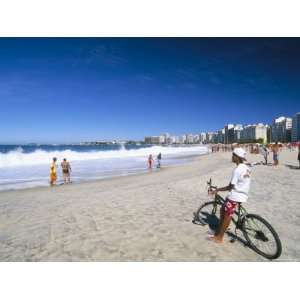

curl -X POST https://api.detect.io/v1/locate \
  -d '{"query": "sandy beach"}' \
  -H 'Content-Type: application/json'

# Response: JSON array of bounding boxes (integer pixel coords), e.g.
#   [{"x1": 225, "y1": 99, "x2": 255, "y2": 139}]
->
[{"x1": 0, "y1": 149, "x2": 299, "y2": 262}]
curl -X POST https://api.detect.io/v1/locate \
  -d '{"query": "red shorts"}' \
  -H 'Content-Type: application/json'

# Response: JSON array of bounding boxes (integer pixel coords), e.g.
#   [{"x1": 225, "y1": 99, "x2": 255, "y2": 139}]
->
[{"x1": 223, "y1": 199, "x2": 237, "y2": 217}]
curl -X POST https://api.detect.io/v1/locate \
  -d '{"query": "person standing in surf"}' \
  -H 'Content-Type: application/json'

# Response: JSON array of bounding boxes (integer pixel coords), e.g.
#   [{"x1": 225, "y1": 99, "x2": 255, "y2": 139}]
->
[
  {"x1": 156, "y1": 152, "x2": 162, "y2": 168},
  {"x1": 50, "y1": 157, "x2": 58, "y2": 186},
  {"x1": 148, "y1": 154, "x2": 154, "y2": 169},
  {"x1": 61, "y1": 158, "x2": 72, "y2": 184}
]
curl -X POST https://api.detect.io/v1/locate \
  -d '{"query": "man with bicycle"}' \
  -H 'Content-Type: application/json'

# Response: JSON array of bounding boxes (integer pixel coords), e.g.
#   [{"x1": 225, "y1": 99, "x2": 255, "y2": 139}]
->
[{"x1": 209, "y1": 148, "x2": 251, "y2": 243}]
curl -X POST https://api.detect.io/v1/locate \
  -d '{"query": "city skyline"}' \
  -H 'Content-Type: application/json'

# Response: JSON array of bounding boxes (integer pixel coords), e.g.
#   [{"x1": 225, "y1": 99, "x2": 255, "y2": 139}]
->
[
  {"x1": 2, "y1": 111, "x2": 297, "y2": 145},
  {"x1": 144, "y1": 112, "x2": 299, "y2": 144},
  {"x1": 0, "y1": 38, "x2": 299, "y2": 143}
]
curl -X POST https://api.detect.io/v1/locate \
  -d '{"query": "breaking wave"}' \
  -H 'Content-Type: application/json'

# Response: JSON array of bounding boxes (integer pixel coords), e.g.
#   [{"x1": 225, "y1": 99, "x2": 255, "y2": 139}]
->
[{"x1": 0, "y1": 145, "x2": 208, "y2": 169}]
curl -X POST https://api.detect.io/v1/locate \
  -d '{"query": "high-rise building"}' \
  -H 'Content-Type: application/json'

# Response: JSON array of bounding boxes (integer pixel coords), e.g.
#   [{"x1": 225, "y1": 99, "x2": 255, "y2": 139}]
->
[
  {"x1": 185, "y1": 134, "x2": 194, "y2": 144},
  {"x1": 206, "y1": 132, "x2": 215, "y2": 144},
  {"x1": 228, "y1": 127, "x2": 235, "y2": 144},
  {"x1": 144, "y1": 137, "x2": 152, "y2": 144},
  {"x1": 224, "y1": 124, "x2": 234, "y2": 144},
  {"x1": 212, "y1": 132, "x2": 219, "y2": 144},
  {"x1": 169, "y1": 136, "x2": 176, "y2": 144},
  {"x1": 144, "y1": 136, "x2": 161, "y2": 144},
  {"x1": 169, "y1": 136, "x2": 180, "y2": 144},
  {"x1": 233, "y1": 124, "x2": 243, "y2": 143},
  {"x1": 162, "y1": 133, "x2": 171, "y2": 144},
  {"x1": 267, "y1": 125, "x2": 271, "y2": 143},
  {"x1": 271, "y1": 116, "x2": 292, "y2": 143},
  {"x1": 226, "y1": 124, "x2": 243, "y2": 144},
  {"x1": 193, "y1": 134, "x2": 200, "y2": 143},
  {"x1": 217, "y1": 128, "x2": 225, "y2": 144},
  {"x1": 241, "y1": 123, "x2": 268, "y2": 143},
  {"x1": 199, "y1": 132, "x2": 206, "y2": 144},
  {"x1": 291, "y1": 112, "x2": 300, "y2": 142},
  {"x1": 256, "y1": 123, "x2": 268, "y2": 143},
  {"x1": 179, "y1": 135, "x2": 186, "y2": 144},
  {"x1": 159, "y1": 135, "x2": 166, "y2": 144}
]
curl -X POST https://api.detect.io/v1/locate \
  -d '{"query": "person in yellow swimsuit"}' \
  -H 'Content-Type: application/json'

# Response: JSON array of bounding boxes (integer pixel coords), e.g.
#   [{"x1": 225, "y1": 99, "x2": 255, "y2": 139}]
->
[{"x1": 50, "y1": 157, "x2": 58, "y2": 186}]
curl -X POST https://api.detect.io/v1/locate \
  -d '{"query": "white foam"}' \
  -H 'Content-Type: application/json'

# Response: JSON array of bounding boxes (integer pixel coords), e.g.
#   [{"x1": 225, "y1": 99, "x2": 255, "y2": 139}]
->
[
  {"x1": 0, "y1": 145, "x2": 208, "y2": 191},
  {"x1": 0, "y1": 145, "x2": 208, "y2": 169}
]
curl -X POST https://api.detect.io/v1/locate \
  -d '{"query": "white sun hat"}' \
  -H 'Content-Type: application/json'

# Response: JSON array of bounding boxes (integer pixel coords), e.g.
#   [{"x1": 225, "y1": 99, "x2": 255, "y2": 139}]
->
[{"x1": 233, "y1": 147, "x2": 247, "y2": 160}]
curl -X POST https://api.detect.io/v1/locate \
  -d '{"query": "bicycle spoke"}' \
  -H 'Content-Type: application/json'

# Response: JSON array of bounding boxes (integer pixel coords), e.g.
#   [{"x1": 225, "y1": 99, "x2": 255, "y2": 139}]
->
[
  {"x1": 197, "y1": 202, "x2": 221, "y2": 228},
  {"x1": 244, "y1": 216, "x2": 278, "y2": 256}
]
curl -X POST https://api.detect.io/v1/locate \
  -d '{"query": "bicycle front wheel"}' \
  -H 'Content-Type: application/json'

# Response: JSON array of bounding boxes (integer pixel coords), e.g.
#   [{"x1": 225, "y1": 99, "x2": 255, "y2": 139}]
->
[
  {"x1": 242, "y1": 214, "x2": 282, "y2": 260},
  {"x1": 194, "y1": 201, "x2": 222, "y2": 231}
]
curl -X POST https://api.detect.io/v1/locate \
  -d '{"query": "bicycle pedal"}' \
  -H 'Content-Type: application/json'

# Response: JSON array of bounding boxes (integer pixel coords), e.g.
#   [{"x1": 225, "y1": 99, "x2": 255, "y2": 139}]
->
[{"x1": 192, "y1": 219, "x2": 204, "y2": 225}]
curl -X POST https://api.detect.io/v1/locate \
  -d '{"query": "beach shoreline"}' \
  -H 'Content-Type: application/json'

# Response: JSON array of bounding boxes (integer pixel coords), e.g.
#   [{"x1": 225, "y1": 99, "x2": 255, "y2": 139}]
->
[
  {"x1": 0, "y1": 144, "x2": 209, "y2": 191},
  {"x1": 0, "y1": 153, "x2": 203, "y2": 194},
  {"x1": 0, "y1": 149, "x2": 299, "y2": 261}
]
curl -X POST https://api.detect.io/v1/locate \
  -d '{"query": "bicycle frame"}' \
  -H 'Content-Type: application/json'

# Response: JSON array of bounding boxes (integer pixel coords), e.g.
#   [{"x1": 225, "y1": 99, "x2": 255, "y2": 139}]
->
[
  {"x1": 205, "y1": 179, "x2": 282, "y2": 259},
  {"x1": 209, "y1": 188, "x2": 248, "y2": 230}
]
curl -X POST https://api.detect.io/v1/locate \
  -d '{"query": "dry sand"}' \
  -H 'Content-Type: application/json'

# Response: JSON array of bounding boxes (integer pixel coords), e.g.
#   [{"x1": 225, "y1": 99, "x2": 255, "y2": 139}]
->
[{"x1": 0, "y1": 149, "x2": 299, "y2": 261}]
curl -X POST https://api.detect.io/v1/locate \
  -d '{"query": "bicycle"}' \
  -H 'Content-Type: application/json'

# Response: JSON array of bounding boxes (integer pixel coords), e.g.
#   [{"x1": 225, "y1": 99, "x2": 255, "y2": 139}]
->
[{"x1": 193, "y1": 179, "x2": 282, "y2": 260}]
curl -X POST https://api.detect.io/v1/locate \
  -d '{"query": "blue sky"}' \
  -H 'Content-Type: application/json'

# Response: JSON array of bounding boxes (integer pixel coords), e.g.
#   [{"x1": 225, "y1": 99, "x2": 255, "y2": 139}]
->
[{"x1": 0, "y1": 38, "x2": 299, "y2": 144}]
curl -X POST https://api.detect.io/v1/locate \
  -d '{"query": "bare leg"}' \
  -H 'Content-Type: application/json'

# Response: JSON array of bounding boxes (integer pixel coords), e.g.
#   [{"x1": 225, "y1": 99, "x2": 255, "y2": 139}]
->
[
  {"x1": 210, "y1": 213, "x2": 232, "y2": 243},
  {"x1": 214, "y1": 206, "x2": 225, "y2": 236},
  {"x1": 50, "y1": 176, "x2": 55, "y2": 186}
]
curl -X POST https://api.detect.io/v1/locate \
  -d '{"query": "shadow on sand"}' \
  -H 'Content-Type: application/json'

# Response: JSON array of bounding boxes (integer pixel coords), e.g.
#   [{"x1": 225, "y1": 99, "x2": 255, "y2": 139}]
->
[
  {"x1": 192, "y1": 213, "x2": 251, "y2": 249},
  {"x1": 285, "y1": 164, "x2": 300, "y2": 170}
]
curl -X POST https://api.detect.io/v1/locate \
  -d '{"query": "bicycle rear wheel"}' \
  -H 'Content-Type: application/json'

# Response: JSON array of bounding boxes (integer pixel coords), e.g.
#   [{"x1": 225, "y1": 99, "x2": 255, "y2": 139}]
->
[
  {"x1": 242, "y1": 214, "x2": 282, "y2": 260},
  {"x1": 194, "y1": 201, "x2": 222, "y2": 231}
]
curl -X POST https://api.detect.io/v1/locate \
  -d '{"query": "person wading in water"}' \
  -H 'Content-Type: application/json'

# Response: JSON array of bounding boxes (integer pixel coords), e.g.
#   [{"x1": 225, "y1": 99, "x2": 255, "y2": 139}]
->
[
  {"x1": 50, "y1": 157, "x2": 58, "y2": 186},
  {"x1": 61, "y1": 158, "x2": 72, "y2": 184}
]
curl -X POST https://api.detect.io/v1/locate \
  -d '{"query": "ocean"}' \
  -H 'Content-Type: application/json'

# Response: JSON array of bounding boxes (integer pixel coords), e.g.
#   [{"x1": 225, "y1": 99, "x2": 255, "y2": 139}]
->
[{"x1": 0, "y1": 144, "x2": 208, "y2": 191}]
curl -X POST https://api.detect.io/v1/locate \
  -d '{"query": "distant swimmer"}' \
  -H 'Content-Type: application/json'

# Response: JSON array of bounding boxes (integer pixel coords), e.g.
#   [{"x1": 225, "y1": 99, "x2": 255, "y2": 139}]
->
[
  {"x1": 61, "y1": 158, "x2": 72, "y2": 184},
  {"x1": 50, "y1": 157, "x2": 58, "y2": 186},
  {"x1": 156, "y1": 152, "x2": 162, "y2": 168},
  {"x1": 148, "y1": 154, "x2": 154, "y2": 169}
]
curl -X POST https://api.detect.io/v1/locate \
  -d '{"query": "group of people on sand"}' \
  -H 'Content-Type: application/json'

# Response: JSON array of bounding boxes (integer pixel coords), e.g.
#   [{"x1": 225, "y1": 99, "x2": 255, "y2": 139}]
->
[
  {"x1": 258, "y1": 143, "x2": 279, "y2": 166},
  {"x1": 211, "y1": 144, "x2": 234, "y2": 152},
  {"x1": 259, "y1": 141, "x2": 300, "y2": 167},
  {"x1": 256, "y1": 142, "x2": 300, "y2": 167},
  {"x1": 50, "y1": 157, "x2": 72, "y2": 186},
  {"x1": 211, "y1": 142, "x2": 299, "y2": 167},
  {"x1": 148, "y1": 153, "x2": 162, "y2": 169}
]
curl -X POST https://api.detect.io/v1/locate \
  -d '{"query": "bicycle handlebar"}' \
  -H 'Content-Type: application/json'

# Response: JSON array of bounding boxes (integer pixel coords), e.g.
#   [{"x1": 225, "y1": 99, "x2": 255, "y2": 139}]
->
[
  {"x1": 207, "y1": 178, "x2": 217, "y2": 190},
  {"x1": 209, "y1": 185, "x2": 218, "y2": 190}
]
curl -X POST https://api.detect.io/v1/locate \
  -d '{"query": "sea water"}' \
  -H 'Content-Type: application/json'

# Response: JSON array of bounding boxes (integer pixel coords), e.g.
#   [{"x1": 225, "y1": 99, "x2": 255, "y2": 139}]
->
[{"x1": 0, "y1": 144, "x2": 208, "y2": 191}]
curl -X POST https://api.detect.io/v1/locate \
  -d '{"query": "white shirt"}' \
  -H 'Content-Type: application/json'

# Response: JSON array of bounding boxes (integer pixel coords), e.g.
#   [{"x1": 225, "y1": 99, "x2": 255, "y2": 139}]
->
[
  {"x1": 260, "y1": 147, "x2": 268, "y2": 156},
  {"x1": 227, "y1": 163, "x2": 251, "y2": 203}
]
